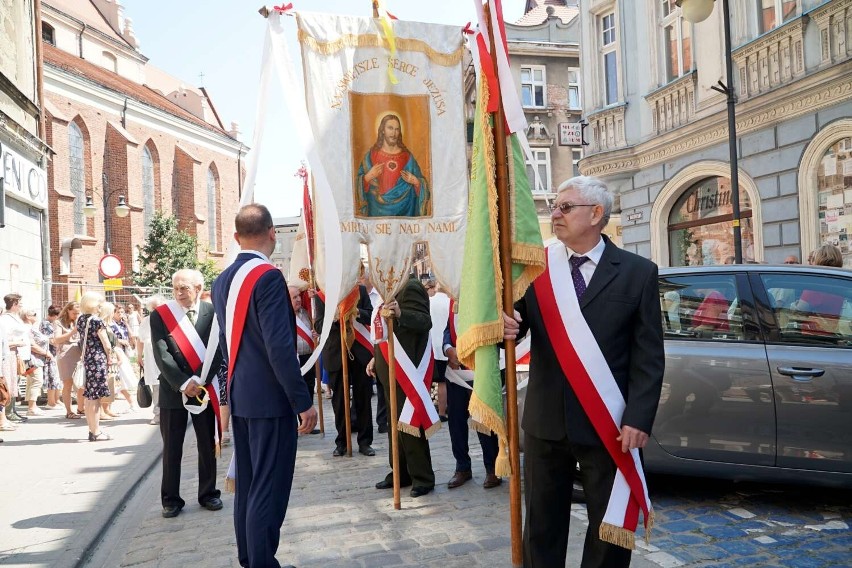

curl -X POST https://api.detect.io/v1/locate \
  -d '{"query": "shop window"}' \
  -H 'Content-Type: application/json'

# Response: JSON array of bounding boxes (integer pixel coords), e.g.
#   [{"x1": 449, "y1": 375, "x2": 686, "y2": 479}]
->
[
  {"x1": 667, "y1": 177, "x2": 754, "y2": 266},
  {"x1": 816, "y1": 137, "x2": 852, "y2": 268}
]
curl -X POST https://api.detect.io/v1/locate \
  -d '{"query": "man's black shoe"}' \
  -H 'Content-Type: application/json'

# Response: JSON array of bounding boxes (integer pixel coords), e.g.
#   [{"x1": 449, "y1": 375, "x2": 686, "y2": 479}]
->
[
  {"x1": 377, "y1": 424, "x2": 389, "y2": 434},
  {"x1": 201, "y1": 497, "x2": 223, "y2": 511},
  {"x1": 410, "y1": 486, "x2": 434, "y2": 498},
  {"x1": 358, "y1": 445, "x2": 376, "y2": 456},
  {"x1": 310, "y1": 428, "x2": 321, "y2": 435},
  {"x1": 375, "y1": 478, "x2": 411, "y2": 489},
  {"x1": 162, "y1": 505, "x2": 182, "y2": 518},
  {"x1": 332, "y1": 446, "x2": 346, "y2": 457}
]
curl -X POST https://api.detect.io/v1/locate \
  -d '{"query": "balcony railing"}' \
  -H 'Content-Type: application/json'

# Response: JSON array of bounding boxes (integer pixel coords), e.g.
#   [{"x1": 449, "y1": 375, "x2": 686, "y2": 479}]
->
[
  {"x1": 645, "y1": 71, "x2": 697, "y2": 135},
  {"x1": 586, "y1": 103, "x2": 627, "y2": 153},
  {"x1": 732, "y1": 16, "x2": 807, "y2": 101}
]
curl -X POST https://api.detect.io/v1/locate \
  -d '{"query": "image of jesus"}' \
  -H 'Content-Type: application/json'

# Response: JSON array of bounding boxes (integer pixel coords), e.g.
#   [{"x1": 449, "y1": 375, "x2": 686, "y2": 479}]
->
[{"x1": 356, "y1": 114, "x2": 430, "y2": 217}]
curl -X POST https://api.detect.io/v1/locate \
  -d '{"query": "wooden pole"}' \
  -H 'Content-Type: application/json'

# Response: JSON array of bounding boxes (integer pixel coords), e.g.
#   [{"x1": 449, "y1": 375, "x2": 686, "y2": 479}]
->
[
  {"x1": 372, "y1": 1, "x2": 379, "y2": 18},
  {"x1": 382, "y1": 312, "x2": 401, "y2": 510},
  {"x1": 339, "y1": 319, "x2": 353, "y2": 457},
  {"x1": 484, "y1": 5, "x2": 523, "y2": 566},
  {"x1": 309, "y1": 298, "x2": 325, "y2": 437}
]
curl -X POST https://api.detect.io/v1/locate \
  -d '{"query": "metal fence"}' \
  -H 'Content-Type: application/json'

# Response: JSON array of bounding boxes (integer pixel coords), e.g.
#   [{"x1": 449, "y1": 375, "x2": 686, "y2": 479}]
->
[{"x1": 44, "y1": 281, "x2": 173, "y2": 315}]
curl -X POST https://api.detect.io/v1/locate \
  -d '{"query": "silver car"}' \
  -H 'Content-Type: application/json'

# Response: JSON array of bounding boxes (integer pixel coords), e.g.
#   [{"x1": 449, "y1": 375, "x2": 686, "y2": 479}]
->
[{"x1": 647, "y1": 264, "x2": 852, "y2": 488}]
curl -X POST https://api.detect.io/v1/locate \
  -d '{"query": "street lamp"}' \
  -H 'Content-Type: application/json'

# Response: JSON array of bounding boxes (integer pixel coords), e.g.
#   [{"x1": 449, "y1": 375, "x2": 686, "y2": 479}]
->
[
  {"x1": 83, "y1": 172, "x2": 130, "y2": 254},
  {"x1": 677, "y1": 0, "x2": 743, "y2": 264}
]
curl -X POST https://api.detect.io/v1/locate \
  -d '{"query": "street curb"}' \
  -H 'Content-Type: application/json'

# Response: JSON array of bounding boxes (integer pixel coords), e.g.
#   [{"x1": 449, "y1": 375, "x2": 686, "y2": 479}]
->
[{"x1": 70, "y1": 442, "x2": 162, "y2": 568}]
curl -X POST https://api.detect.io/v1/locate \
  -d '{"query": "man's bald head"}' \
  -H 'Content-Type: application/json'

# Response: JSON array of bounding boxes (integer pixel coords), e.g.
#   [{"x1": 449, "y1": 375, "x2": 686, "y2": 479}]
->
[{"x1": 235, "y1": 203, "x2": 274, "y2": 237}]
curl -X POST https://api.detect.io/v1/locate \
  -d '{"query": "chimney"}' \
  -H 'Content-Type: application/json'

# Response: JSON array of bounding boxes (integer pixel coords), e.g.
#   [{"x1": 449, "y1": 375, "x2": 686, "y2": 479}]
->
[{"x1": 229, "y1": 121, "x2": 241, "y2": 140}]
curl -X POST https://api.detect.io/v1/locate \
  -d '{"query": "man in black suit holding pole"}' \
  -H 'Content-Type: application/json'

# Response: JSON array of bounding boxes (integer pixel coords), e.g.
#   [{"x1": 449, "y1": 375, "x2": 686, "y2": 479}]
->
[{"x1": 504, "y1": 176, "x2": 664, "y2": 568}]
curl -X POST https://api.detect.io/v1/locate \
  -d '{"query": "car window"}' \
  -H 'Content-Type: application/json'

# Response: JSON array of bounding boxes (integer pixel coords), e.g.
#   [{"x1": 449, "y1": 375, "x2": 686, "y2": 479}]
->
[
  {"x1": 760, "y1": 273, "x2": 852, "y2": 347},
  {"x1": 659, "y1": 274, "x2": 745, "y2": 341}
]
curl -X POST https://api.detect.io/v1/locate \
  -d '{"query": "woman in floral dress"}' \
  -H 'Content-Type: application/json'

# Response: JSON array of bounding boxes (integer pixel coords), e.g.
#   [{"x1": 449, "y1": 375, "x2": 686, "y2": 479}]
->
[
  {"x1": 77, "y1": 292, "x2": 113, "y2": 441},
  {"x1": 37, "y1": 305, "x2": 62, "y2": 409}
]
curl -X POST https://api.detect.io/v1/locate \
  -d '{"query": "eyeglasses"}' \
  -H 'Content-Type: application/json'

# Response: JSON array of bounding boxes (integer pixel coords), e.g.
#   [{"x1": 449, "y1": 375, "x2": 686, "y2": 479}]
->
[
  {"x1": 173, "y1": 285, "x2": 194, "y2": 293},
  {"x1": 549, "y1": 202, "x2": 598, "y2": 215}
]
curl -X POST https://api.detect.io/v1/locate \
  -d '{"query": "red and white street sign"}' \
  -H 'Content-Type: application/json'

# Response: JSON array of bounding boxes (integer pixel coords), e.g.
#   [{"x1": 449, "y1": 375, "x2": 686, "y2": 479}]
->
[{"x1": 98, "y1": 254, "x2": 123, "y2": 278}]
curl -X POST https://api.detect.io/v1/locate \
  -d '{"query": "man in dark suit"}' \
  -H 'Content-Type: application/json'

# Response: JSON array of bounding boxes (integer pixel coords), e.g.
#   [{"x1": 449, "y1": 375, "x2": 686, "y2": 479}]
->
[
  {"x1": 212, "y1": 204, "x2": 317, "y2": 568},
  {"x1": 150, "y1": 268, "x2": 224, "y2": 519},
  {"x1": 315, "y1": 285, "x2": 375, "y2": 457},
  {"x1": 505, "y1": 176, "x2": 664, "y2": 568},
  {"x1": 369, "y1": 276, "x2": 435, "y2": 498}
]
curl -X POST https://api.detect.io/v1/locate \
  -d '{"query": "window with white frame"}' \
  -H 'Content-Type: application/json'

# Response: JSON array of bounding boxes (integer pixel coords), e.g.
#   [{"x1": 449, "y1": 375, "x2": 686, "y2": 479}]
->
[
  {"x1": 660, "y1": 0, "x2": 693, "y2": 82},
  {"x1": 526, "y1": 148, "x2": 551, "y2": 193},
  {"x1": 757, "y1": 0, "x2": 799, "y2": 34},
  {"x1": 141, "y1": 146, "x2": 155, "y2": 237},
  {"x1": 521, "y1": 65, "x2": 546, "y2": 108},
  {"x1": 207, "y1": 167, "x2": 218, "y2": 250},
  {"x1": 68, "y1": 122, "x2": 85, "y2": 235},
  {"x1": 572, "y1": 148, "x2": 583, "y2": 177},
  {"x1": 567, "y1": 69, "x2": 581, "y2": 109},
  {"x1": 600, "y1": 12, "x2": 618, "y2": 106}
]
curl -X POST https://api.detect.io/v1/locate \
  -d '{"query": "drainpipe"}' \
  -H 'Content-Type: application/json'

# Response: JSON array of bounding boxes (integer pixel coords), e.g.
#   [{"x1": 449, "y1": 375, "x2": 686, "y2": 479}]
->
[
  {"x1": 78, "y1": 23, "x2": 87, "y2": 58},
  {"x1": 121, "y1": 97, "x2": 128, "y2": 129},
  {"x1": 237, "y1": 142, "x2": 244, "y2": 200},
  {"x1": 35, "y1": 0, "x2": 51, "y2": 310}
]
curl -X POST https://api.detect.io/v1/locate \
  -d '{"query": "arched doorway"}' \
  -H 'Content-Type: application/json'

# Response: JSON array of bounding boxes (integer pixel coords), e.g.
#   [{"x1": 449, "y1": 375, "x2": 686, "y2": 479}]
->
[
  {"x1": 667, "y1": 176, "x2": 755, "y2": 266},
  {"x1": 798, "y1": 119, "x2": 852, "y2": 269},
  {"x1": 651, "y1": 161, "x2": 763, "y2": 266}
]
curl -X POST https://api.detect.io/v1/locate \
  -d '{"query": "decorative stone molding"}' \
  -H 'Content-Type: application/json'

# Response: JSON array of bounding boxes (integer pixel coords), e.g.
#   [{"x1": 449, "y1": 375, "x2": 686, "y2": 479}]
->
[
  {"x1": 645, "y1": 72, "x2": 697, "y2": 135},
  {"x1": 650, "y1": 161, "x2": 763, "y2": 267},
  {"x1": 586, "y1": 103, "x2": 627, "y2": 153},
  {"x1": 580, "y1": 65, "x2": 852, "y2": 177},
  {"x1": 810, "y1": 0, "x2": 852, "y2": 67},
  {"x1": 797, "y1": 118, "x2": 852, "y2": 260},
  {"x1": 732, "y1": 17, "x2": 807, "y2": 101}
]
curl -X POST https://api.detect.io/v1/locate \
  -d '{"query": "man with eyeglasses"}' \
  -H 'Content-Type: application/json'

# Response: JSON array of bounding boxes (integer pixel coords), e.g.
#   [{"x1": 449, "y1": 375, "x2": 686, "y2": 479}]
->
[
  {"x1": 505, "y1": 176, "x2": 664, "y2": 567},
  {"x1": 150, "y1": 269, "x2": 224, "y2": 519}
]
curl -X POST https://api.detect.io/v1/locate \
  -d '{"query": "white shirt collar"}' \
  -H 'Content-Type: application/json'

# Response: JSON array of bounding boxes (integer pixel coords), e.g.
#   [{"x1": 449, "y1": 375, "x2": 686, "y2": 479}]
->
[
  {"x1": 183, "y1": 299, "x2": 201, "y2": 316},
  {"x1": 566, "y1": 236, "x2": 606, "y2": 266},
  {"x1": 241, "y1": 249, "x2": 271, "y2": 263}
]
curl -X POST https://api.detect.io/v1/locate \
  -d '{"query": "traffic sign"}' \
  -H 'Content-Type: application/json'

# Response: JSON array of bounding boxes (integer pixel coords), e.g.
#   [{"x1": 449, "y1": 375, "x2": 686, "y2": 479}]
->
[
  {"x1": 103, "y1": 278, "x2": 123, "y2": 292},
  {"x1": 99, "y1": 254, "x2": 123, "y2": 278}
]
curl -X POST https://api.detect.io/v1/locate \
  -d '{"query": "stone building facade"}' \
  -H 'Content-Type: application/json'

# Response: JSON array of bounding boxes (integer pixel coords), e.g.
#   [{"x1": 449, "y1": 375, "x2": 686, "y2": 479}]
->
[
  {"x1": 0, "y1": 0, "x2": 51, "y2": 308},
  {"x1": 40, "y1": 0, "x2": 245, "y2": 302},
  {"x1": 578, "y1": 0, "x2": 852, "y2": 267}
]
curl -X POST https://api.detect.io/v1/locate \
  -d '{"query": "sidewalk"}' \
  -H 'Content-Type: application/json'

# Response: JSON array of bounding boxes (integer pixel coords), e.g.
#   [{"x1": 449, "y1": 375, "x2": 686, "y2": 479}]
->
[
  {"x1": 0, "y1": 398, "x2": 162, "y2": 568},
  {"x1": 104, "y1": 394, "x2": 660, "y2": 568}
]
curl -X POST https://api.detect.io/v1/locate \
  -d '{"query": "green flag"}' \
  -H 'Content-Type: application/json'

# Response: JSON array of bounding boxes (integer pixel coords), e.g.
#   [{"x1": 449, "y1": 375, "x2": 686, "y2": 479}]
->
[{"x1": 457, "y1": 78, "x2": 545, "y2": 476}]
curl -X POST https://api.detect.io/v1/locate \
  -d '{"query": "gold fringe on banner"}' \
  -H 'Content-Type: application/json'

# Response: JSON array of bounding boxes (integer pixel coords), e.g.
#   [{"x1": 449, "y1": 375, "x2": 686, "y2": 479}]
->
[
  {"x1": 468, "y1": 394, "x2": 511, "y2": 477},
  {"x1": 298, "y1": 29, "x2": 463, "y2": 66}
]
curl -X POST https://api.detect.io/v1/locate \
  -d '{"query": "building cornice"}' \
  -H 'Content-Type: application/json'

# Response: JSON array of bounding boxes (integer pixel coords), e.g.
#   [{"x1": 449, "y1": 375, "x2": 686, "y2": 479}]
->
[
  {"x1": 508, "y1": 41, "x2": 579, "y2": 57},
  {"x1": 45, "y1": 66, "x2": 246, "y2": 157},
  {"x1": 580, "y1": 61, "x2": 852, "y2": 177},
  {"x1": 0, "y1": 110, "x2": 53, "y2": 160},
  {"x1": 42, "y1": 3, "x2": 147, "y2": 65}
]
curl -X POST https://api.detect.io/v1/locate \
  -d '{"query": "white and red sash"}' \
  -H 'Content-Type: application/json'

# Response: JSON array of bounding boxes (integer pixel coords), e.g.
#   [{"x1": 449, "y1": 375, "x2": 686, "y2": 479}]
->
[
  {"x1": 353, "y1": 320, "x2": 374, "y2": 355},
  {"x1": 532, "y1": 244, "x2": 653, "y2": 550},
  {"x1": 224, "y1": 258, "x2": 278, "y2": 394},
  {"x1": 378, "y1": 333, "x2": 440, "y2": 438},
  {"x1": 155, "y1": 300, "x2": 222, "y2": 452},
  {"x1": 295, "y1": 314, "x2": 314, "y2": 351}
]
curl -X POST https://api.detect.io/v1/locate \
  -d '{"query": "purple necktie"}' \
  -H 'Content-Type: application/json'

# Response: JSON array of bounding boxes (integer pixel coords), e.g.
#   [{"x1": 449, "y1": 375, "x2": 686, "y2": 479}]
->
[{"x1": 570, "y1": 255, "x2": 590, "y2": 300}]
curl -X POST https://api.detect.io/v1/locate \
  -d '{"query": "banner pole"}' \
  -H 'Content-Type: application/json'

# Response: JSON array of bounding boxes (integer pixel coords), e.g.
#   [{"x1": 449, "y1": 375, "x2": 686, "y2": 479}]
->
[
  {"x1": 309, "y1": 298, "x2": 325, "y2": 437},
  {"x1": 339, "y1": 318, "x2": 354, "y2": 457},
  {"x1": 372, "y1": 1, "x2": 379, "y2": 18},
  {"x1": 484, "y1": 4, "x2": 523, "y2": 566},
  {"x1": 383, "y1": 312, "x2": 401, "y2": 510}
]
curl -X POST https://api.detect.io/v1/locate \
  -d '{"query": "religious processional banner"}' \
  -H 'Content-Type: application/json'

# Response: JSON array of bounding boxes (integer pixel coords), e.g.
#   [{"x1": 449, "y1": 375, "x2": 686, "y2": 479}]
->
[{"x1": 297, "y1": 12, "x2": 468, "y2": 301}]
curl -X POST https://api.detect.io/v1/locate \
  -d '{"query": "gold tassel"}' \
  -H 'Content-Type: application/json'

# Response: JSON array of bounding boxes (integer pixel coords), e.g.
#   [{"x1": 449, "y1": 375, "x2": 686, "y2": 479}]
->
[
  {"x1": 423, "y1": 421, "x2": 442, "y2": 439},
  {"x1": 396, "y1": 421, "x2": 421, "y2": 437},
  {"x1": 599, "y1": 523, "x2": 636, "y2": 551},
  {"x1": 644, "y1": 509, "x2": 655, "y2": 544},
  {"x1": 225, "y1": 476, "x2": 236, "y2": 494}
]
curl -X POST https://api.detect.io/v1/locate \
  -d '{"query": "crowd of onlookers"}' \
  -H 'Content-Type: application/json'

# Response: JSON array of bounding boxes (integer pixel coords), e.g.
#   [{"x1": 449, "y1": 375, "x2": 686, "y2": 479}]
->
[{"x1": 0, "y1": 292, "x2": 162, "y2": 442}]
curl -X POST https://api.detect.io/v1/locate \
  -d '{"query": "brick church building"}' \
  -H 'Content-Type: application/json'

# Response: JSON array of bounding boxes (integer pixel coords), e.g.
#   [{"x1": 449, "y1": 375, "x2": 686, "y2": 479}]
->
[{"x1": 40, "y1": 0, "x2": 245, "y2": 302}]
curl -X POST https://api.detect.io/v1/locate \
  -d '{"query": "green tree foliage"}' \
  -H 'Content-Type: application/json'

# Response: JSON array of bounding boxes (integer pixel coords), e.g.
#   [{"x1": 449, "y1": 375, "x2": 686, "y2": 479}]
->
[{"x1": 134, "y1": 213, "x2": 222, "y2": 288}]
